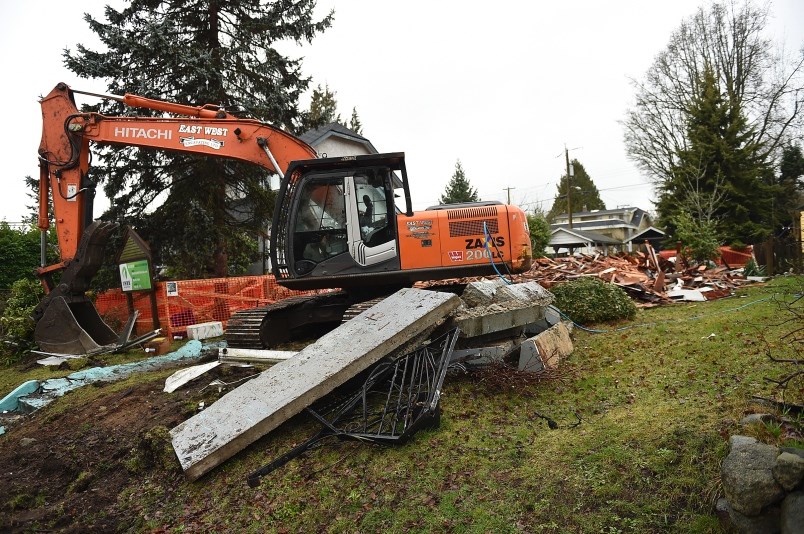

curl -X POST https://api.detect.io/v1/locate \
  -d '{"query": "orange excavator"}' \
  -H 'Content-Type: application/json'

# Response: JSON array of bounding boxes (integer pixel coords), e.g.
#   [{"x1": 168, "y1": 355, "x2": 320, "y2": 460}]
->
[{"x1": 33, "y1": 82, "x2": 533, "y2": 354}]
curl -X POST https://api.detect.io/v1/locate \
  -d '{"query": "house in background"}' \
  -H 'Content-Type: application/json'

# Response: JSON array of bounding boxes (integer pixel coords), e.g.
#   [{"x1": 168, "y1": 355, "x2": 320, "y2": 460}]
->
[
  {"x1": 298, "y1": 122, "x2": 379, "y2": 158},
  {"x1": 548, "y1": 207, "x2": 664, "y2": 256}
]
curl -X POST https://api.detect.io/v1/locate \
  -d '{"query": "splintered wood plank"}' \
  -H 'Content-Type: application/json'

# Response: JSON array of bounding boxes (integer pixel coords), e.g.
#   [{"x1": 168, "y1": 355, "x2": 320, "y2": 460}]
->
[{"x1": 170, "y1": 288, "x2": 461, "y2": 480}]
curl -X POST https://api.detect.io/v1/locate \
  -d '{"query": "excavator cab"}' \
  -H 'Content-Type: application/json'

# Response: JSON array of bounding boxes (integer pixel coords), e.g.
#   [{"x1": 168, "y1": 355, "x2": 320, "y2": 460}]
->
[{"x1": 272, "y1": 153, "x2": 410, "y2": 291}]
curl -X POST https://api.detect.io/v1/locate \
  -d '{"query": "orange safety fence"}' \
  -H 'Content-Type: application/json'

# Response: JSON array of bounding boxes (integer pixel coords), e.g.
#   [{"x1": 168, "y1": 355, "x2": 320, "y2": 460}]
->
[{"x1": 94, "y1": 274, "x2": 322, "y2": 339}]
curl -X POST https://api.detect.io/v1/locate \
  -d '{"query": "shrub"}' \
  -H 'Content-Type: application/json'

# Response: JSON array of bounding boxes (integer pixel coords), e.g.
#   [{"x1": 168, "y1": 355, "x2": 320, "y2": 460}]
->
[
  {"x1": 551, "y1": 276, "x2": 637, "y2": 325},
  {"x1": 0, "y1": 278, "x2": 43, "y2": 365}
]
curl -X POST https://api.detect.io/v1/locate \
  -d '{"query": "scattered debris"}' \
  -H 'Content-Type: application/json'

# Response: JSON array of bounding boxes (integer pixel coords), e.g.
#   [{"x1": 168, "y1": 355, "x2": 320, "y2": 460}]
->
[
  {"x1": 170, "y1": 288, "x2": 461, "y2": 480},
  {"x1": 247, "y1": 328, "x2": 459, "y2": 486},
  {"x1": 164, "y1": 361, "x2": 222, "y2": 393},
  {"x1": 218, "y1": 347, "x2": 297, "y2": 365},
  {"x1": 419, "y1": 250, "x2": 762, "y2": 305}
]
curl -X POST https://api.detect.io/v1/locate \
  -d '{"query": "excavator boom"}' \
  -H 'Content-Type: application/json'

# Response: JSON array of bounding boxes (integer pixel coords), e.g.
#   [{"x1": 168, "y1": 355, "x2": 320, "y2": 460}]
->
[{"x1": 34, "y1": 83, "x2": 316, "y2": 354}]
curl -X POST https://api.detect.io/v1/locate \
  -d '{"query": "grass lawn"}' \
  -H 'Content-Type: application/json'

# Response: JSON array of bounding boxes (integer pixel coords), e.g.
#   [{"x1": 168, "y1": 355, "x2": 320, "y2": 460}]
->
[{"x1": 1, "y1": 275, "x2": 801, "y2": 533}]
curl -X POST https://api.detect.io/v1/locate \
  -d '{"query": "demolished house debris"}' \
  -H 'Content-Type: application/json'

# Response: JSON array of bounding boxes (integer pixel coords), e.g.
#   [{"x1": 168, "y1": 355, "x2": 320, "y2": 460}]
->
[{"x1": 420, "y1": 245, "x2": 762, "y2": 305}]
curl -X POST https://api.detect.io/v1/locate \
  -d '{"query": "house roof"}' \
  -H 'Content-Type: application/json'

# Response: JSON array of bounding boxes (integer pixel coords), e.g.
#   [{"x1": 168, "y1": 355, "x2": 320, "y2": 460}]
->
[
  {"x1": 627, "y1": 226, "x2": 666, "y2": 243},
  {"x1": 551, "y1": 219, "x2": 639, "y2": 231},
  {"x1": 298, "y1": 122, "x2": 379, "y2": 154},
  {"x1": 549, "y1": 227, "x2": 622, "y2": 247},
  {"x1": 553, "y1": 206, "x2": 649, "y2": 226}
]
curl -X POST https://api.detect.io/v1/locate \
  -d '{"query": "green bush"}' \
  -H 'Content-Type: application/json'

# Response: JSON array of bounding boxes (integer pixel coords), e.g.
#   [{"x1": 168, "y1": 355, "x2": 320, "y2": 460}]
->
[
  {"x1": 551, "y1": 276, "x2": 637, "y2": 325},
  {"x1": 0, "y1": 278, "x2": 44, "y2": 365}
]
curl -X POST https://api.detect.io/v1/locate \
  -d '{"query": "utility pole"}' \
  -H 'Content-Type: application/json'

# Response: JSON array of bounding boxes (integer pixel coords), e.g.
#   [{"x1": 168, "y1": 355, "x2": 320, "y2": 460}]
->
[
  {"x1": 503, "y1": 187, "x2": 515, "y2": 205},
  {"x1": 565, "y1": 146, "x2": 573, "y2": 229}
]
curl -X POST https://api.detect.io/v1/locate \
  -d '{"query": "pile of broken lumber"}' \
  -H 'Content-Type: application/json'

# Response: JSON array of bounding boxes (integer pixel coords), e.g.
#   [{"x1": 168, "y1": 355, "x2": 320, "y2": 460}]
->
[{"x1": 419, "y1": 249, "x2": 762, "y2": 305}]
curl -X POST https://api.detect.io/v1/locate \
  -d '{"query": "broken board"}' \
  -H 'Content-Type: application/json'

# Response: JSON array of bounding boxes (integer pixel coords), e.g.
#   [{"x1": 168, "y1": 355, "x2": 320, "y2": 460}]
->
[{"x1": 170, "y1": 288, "x2": 461, "y2": 480}]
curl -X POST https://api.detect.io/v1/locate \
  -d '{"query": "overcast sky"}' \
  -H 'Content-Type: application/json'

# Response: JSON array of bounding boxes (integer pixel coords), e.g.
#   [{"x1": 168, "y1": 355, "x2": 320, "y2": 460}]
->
[{"x1": 1, "y1": 0, "x2": 801, "y2": 225}]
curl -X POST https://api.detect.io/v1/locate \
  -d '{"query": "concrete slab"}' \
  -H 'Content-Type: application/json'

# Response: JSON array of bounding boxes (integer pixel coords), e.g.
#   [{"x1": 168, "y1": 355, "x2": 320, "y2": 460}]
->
[
  {"x1": 0, "y1": 380, "x2": 40, "y2": 412},
  {"x1": 454, "y1": 305, "x2": 545, "y2": 338},
  {"x1": 170, "y1": 288, "x2": 461, "y2": 480},
  {"x1": 518, "y1": 322, "x2": 573, "y2": 373}
]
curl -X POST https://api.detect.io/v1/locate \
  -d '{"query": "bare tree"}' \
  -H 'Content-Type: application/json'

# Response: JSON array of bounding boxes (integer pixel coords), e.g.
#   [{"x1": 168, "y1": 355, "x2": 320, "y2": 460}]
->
[
  {"x1": 623, "y1": 0, "x2": 804, "y2": 185},
  {"x1": 677, "y1": 159, "x2": 728, "y2": 225}
]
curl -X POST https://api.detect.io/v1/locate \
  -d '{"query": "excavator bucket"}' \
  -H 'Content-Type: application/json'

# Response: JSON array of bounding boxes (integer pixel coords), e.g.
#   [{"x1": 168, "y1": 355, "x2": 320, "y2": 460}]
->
[
  {"x1": 33, "y1": 221, "x2": 122, "y2": 355},
  {"x1": 34, "y1": 296, "x2": 118, "y2": 355}
]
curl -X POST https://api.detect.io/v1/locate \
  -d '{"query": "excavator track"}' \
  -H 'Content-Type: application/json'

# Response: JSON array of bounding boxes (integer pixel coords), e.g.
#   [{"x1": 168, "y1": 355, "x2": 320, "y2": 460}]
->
[
  {"x1": 226, "y1": 283, "x2": 470, "y2": 350},
  {"x1": 340, "y1": 297, "x2": 387, "y2": 323},
  {"x1": 225, "y1": 292, "x2": 354, "y2": 349}
]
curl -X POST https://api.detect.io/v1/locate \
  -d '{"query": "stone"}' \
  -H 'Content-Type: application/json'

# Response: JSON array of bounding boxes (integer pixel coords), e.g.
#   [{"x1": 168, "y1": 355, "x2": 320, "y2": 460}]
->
[
  {"x1": 726, "y1": 501, "x2": 781, "y2": 534},
  {"x1": 774, "y1": 452, "x2": 804, "y2": 492},
  {"x1": 493, "y1": 281, "x2": 554, "y2": 306},
  {"x1": 730, "y1": 435, "x2": 759, "y2": 450},
  {"x1": 781, "y1": 447, "x2": 804, "y2": 461},
  {"x1": 19, "y1": 437, "x2": 37, "y2": 447},
  {"x1": 780, "y1": 491, "x2": 804, "y2": 534},
  {"x1": 741, "y1": 413, "x2": 777, "y2": 426},
  {"x1": 722, "y1": 441, "x2": 785, "y2": 516}
]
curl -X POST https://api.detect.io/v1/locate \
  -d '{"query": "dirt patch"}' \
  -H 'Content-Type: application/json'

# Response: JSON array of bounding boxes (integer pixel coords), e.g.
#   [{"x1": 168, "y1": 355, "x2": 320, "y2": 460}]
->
[{"x1": 0, "y1": 364, "x2": 259, "y2": 533}]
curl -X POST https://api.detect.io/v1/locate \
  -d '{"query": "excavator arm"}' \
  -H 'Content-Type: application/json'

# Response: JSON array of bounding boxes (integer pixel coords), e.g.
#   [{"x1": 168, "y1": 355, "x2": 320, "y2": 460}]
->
[
  {"x1": 38, "y1": 82, "x2": 316, "y2": 265},
  {"x1": 34, "y1": 82, "x2": 317, "y2": 354}
]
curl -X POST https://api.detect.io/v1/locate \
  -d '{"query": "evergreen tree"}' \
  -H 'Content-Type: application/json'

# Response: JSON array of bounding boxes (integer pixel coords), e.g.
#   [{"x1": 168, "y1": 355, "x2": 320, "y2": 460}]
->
[
  {"x1": 439, "y1": 161, "x2": 479, "y2": 204},
  {"x1": 349, "y1": 107, "x2": 363, "y2": 136},
  {"x1": 299, "y1": 84, "x2": 341, "y2": 133},
  {"x1": 656, "y1": 66, "x2": 772, "y2": 247},
  {"x1": 546, "y1": 159, "x2": 605, "y2": 221},
  {"x1": 526, "y1": 212, "x2": 551, "y2": 258},
  {"x1": 63, "y1": 0, "x2": 332, "y2": 277}
]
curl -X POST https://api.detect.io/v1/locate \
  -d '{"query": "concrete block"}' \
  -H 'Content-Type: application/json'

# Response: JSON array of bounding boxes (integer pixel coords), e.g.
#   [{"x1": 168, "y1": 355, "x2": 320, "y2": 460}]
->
[
  {"x1": 494, "y1": 281, "x2": 554, "y2": 306},
  {"x1": 170, "y1": 288, "x2": 461, "y2": 480},
  {"x1": 518, "y1": 322, "x2": 573, "y2": 373},
  {"x1": 187, "y1": 321, "x2": 224, "y2": 340},
  {"x1": 454, "y1": 304, "x2": 545, "y2": 338},
  {"x1": 461, "y1": 279, "x2": 507, "y2": 307}
]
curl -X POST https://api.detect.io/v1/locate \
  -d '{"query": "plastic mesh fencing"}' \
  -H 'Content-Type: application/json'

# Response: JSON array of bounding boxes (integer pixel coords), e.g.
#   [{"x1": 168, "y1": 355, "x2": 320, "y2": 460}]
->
[{"x1": 94, "y1": 275, "x2": 321, "y2": 339}]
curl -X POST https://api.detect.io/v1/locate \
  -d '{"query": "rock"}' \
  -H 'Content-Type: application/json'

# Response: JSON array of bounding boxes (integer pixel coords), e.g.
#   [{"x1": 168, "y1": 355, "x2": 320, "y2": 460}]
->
[
  {"x1": 740, "y1": 413, "x2": 776, "y2": 426},
  {"x1": 19, "y1": 437, "x2": 37, "y2": 447},
  {"x1": 725, "y1": 500, "x2": 781, "y2": 534},
  {"x1": 780, "y1": 491, "x2": 804, "y2": 534},
  {"x1": 774, "y1": 452, "x2": 804, "y2": 492},
  {"x1": 722, "y1": 441, "x2": 785, "y2": 516},
  {"x1": 730, "y1": 435, "x2": 758, "y2": 450},
  {"x1": 781, "y1": 447, "x2": 804, "y2": 462}
]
